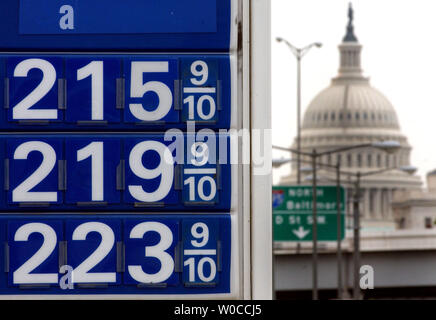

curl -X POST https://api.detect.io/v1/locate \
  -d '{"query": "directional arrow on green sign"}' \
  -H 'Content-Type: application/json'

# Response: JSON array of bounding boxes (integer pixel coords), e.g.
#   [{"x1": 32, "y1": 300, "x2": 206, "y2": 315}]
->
[{"x1": 292, "y1": 226, "x2": 310, "y2": 239}]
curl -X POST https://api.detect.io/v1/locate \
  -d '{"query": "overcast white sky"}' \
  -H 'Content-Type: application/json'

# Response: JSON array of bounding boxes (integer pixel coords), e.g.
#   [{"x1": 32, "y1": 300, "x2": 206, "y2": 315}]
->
[{"x1": 272, "y1": 0, "x2": 436, "y2": 186}]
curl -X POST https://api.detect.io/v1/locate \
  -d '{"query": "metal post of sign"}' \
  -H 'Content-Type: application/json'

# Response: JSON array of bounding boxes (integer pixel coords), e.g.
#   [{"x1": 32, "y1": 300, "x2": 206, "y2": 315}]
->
[
  {"x1": 311, "y1": 149, "x2": 318, "y2": 300},
  {"x1": 353, "y1": 172, "x2": 361, "y2": 300},
  {"x1": 336, "y1": 160, "x2": 343, "y2": 299},
  {"x1": 250, "y1": 0, "x2": 273, "y2": 299},
  {"x1": 296, "y1": 56, "x2": 302, "y2": 184},
  {"x1": 347, "y1": 165, "x2": 416, "y2": 300}
]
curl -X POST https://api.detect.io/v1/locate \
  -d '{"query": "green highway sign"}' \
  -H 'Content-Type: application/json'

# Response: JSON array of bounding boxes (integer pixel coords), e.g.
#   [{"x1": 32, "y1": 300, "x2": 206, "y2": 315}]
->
[{"x1": 272, "y1": 185, "x2": 346, "y2": 241}]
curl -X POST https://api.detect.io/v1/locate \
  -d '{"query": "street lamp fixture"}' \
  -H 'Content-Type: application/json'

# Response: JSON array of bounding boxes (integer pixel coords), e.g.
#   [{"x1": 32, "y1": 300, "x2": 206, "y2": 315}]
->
[
  {"x1": 276, "y1": 37, "x2": 322, "y2": 184},
  {"x1": 371, "y1": 140, "x2": 401, "y2": 154},
  {"x1": 272, "y1": 158, "x2": 293, "y2": 168},
  {"x1": 397, "y1": 165, "x2": 417, "y2": 175}
]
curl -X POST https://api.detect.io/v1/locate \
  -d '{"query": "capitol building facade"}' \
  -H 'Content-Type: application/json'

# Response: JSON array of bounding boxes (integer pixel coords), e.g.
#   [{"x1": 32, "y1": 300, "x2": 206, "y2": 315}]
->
[{"x1": 279, "y1": 10, "x2": 422, "y2": 230}]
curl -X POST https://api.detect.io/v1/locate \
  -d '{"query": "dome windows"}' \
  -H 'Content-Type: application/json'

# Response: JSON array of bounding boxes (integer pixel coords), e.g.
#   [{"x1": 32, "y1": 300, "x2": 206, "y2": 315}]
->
[
  {"x1": 303, "y1": 108, "x2": 399, "y2": 130},
  {"x1": 357, "y1": 153, "x2": 362, "y2": 168},
  {"x1": 367, "y1": 154, "x2": 372, "y2": 167},
  {"x1": 347, "y1": 153, "x2": 352, "y2": 167}
]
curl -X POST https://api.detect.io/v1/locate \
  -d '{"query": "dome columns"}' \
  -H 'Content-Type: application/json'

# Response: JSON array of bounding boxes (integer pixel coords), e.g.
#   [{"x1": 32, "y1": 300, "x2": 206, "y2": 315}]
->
[{"x1": 338, "y1": 42, "x2": 363, "y2": 78}]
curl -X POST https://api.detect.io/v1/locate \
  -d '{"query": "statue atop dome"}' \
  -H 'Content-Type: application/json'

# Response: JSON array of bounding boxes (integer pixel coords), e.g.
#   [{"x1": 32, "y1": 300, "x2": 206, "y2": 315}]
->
[{"x1": 343, "y1": 3, "x2": 358, "y2": 42}]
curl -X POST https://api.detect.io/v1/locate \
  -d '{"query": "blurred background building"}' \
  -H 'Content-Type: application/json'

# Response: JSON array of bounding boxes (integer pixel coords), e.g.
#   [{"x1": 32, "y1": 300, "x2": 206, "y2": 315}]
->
[
  {"x1": 278, "y1": 7, "x2": 421, "y2": 231},
  {"x1": 393, "y1": 171, "x2": 436, "y2": 230},
  {"x1": 274, "y1": 4, "x2": 436, "y2": 299}
]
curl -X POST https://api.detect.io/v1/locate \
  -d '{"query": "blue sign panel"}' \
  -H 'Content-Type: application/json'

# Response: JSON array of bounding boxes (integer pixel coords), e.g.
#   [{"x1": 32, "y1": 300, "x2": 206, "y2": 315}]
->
[
  {"x1": 65, "y1": 219, "x2": 121, "y2": 285},
  {"x1": 0, "y1": 54, "x2": 232, "y2": 130},
  {"x1": 8, "y1": 219, "x2": 63, "y2": 286},
  {"x1": 65, "y1": 138, "x2": 121, "y2": 204},
  {"x1": 182, "y1": 219, "x2": 220, "y2": 286},
  {"x1": 0, "y1": 0, "x2": 232, "y2": 51},
  {"x1": 123, "y1": 218, "x2": 179, "y2": 286},
  {"x1": 65, "y1": 58, "x2": 121, "y2": 124},
  {"x1": 0, "y1": 214, "x2": 231, "y2": 295},
  {"x1": 124, "y1": 58, "x2": 179, "y2": 124},
  {"x1": 0, "y1": 133, "x2": 231, "y2": 212},
  {"x1": 7, "y1": 138, "x2": 63, "y2": 206},
  {"x1": 7, "y1": 57, "x2": 64, "y2": 122},
  {"x1": 181, "y1": 58, "x2": 220, "y2": 123},
  {"x1": 20, "y1": 0, "x2": 217, "y2": 35},
  {"x1": 0, "y1": 0, "x2": 236, "y2": 298}
]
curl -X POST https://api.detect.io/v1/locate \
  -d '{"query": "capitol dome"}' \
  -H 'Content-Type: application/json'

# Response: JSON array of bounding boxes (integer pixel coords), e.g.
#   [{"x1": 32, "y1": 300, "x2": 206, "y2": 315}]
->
[
  {"x1": 302, "y1": 81, "x2": 400, "y2": 131},
  {"x1": 280, "y1": 5, "x2": 421, "y2": 230}
]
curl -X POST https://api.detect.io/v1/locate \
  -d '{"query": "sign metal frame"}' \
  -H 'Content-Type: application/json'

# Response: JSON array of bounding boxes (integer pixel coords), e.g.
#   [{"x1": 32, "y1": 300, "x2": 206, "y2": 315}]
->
[{"x1": 0, "y1": 0, "x2": 273, "y2": 300}]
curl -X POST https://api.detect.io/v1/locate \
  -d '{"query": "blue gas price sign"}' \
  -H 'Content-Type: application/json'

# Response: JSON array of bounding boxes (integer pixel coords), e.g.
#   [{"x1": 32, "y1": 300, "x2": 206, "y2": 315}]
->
[
  {"x1": 0, "y1": 0, "x2": 242, "y2": 299},
  {"x1": 0, "y1": 214, "x2": 231, "y2": 295},
  {"x1": 1, "y1": 54, "x2": 234, "y2": 130},
  {"x1": 0, "y1": 133, "x2": 233, "y2": 212}
]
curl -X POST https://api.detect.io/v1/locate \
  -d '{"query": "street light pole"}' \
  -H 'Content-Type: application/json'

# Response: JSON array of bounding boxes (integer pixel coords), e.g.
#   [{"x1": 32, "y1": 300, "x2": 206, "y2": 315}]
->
[
  {"x1": 336, "y1": 160, "x2": 343, "y2": 299},
  {"x1": 348, "y1": 165, "x2": 416, "y2": 300},
  {"x1": 353, "y1": 172, "x2": 361, "y2": 300},
  {"x1": 276, "y1": 38, "x2": 322, "y2": 184},
  {"x1": 302, "y1": 159, "x2": 343, "y2": 300},
  {"x1": 312, "y1": 149, "x2": 318, "y2": 300},
  {"x1": 296, "y1": 56, "x2": 301, "y2": 185}
]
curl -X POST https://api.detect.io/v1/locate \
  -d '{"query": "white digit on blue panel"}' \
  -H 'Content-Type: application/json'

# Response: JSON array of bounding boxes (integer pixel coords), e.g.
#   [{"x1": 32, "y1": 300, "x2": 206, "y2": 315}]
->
[
  {"x1": 190, "y1": 142, "x2": 209, "y2": 166},
  {"x1": 183, "y1": 176, "x2": 196, "y2": 201},
  {"x1": 190, "y1": 60, "x2": 209, "y2": 86},
  {"x1": 128, "y1": 221, "x2": 174, "y2": 283},
  {"x1": 183, "y1": 257, "x2": 216, "y2": 283},
  {"x1": 128, "y1": 141, "x2": 174, "y2": 202},
  {"x1": 71, "y1": 222, "x2": 116, "y2": 283},
  {"x1": 12, "y1": 141, "x2": 57, "y2": 202},
  {"x1": 12, "y1": 59, "x2": 58, "y2": 120},
  {"x1": 77, "y1": 142, "x2": 104, "y2": 201},
  {"x1": 191, "y1": 222, "x2": 209, "y2": 247},
  {"x1": 197, "y1": 257, "x2": 216, "y2": 282},
  {"x1": 129, "y1": 61, "x2": 172, "y2": 121},
  {"x1": 184, "y1": 94, "x2": 216, "y2": 121},
  {"x1": 77, "y1": 61, "x2": 104, "y2": 120},
  {"x1": 196, "y1": 95, "x2": 216, "y2": 120},
  {"x1": 13, "y1": 223, "x2": 58, "y2": 284},
  {"x1": 197, "y1": 176, "x2": 216, "y2": 201}
]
